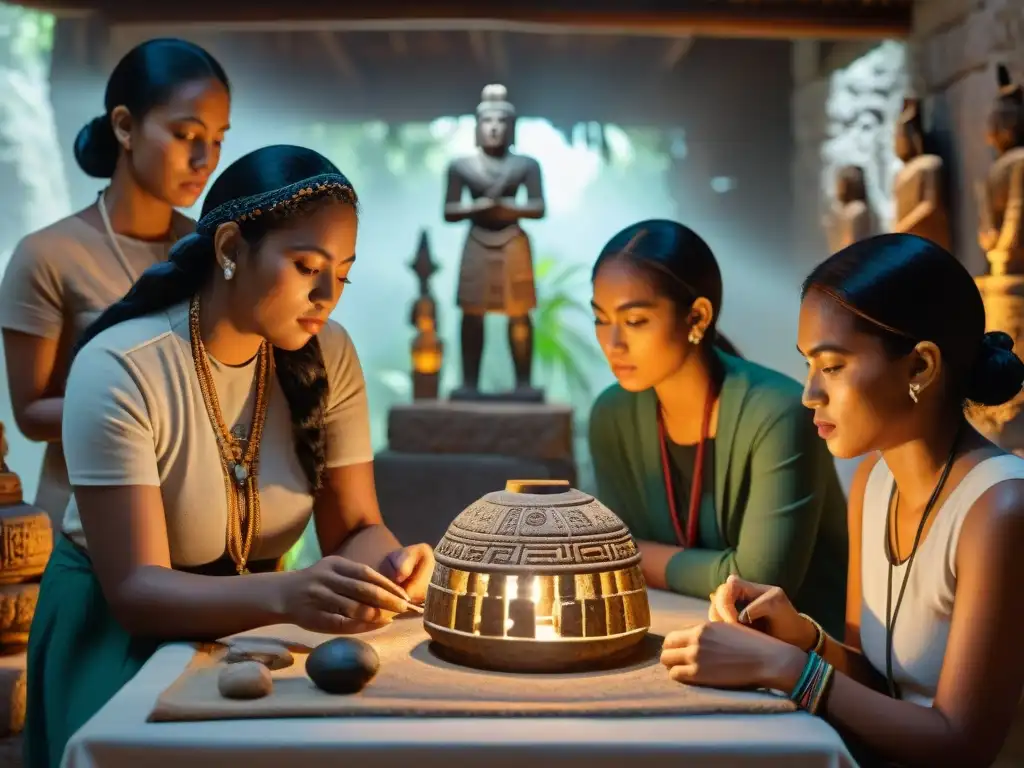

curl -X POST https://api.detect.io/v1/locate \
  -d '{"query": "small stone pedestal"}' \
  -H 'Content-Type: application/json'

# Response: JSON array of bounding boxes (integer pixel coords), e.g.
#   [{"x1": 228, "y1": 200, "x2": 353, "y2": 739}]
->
[{"x1": 374, "y1": 401, "x2": 577, "y2": 548}]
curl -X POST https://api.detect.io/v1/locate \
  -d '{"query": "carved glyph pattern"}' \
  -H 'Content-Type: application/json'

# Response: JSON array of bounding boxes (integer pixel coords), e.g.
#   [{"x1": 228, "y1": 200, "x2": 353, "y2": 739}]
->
[
  {"x1": 435, "y1": 488, "x2": 640, "y2": 573},
  {"x1": 0, "y1": 507, "x2": 51, "y2": 584},
  {"x1": 0, "y1": 582, "x2": 36, "y2": 647}
]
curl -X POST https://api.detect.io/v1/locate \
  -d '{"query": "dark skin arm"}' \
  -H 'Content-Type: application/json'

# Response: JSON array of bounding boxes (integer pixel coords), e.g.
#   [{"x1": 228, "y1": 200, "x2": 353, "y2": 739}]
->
[
  {"x1": 637, "y1": 540, "x2": 675, "y2": 589},
  {"x1": 3, "y1": 329, "x2": 67, "y2": 443},
  {"x1": 313, "y1": 461, "x2": 432, "y2": 602},
  {"x1": 78, "y1": 485, "x2": 289, "y2": 639},
  {"x1": 767, "y1": 477, "x2": 1024, "y2": 768},
  {"x1": 80, "y1": 467, "x2": 420, "y2": 640}
]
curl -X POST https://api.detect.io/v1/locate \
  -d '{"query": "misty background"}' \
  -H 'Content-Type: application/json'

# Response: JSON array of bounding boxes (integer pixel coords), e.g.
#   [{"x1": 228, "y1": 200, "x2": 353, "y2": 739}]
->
[{"x1": 0, "y1": 12, "x2": 867, "y2": 502}]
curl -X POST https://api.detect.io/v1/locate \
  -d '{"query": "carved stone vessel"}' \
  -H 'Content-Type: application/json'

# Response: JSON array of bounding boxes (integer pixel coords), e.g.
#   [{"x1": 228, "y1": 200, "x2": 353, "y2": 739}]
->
[{"x1": 423, "y1": 480, "x2": 650, "y2": 672}]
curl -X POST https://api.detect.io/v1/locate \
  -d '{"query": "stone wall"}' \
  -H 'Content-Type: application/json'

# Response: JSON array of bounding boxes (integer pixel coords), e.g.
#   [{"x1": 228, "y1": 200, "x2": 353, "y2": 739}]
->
[
  {"x1": 791, "y1": 40, "x2": 908, "y2": 265},
  {"x1": 909, "y1": 0, "x2": 1024, "y2": 275}
]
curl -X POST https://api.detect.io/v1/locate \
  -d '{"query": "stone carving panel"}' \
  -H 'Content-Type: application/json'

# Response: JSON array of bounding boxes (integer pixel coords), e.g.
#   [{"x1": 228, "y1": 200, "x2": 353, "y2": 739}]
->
[{"x1": 821, "y1": 41, "x2": 908, "y2": 239}]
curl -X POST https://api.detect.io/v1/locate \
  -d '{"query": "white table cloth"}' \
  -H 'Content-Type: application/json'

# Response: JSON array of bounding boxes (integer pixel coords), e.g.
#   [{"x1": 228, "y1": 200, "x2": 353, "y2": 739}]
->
[{"x1": 61, "y1": 591, "x2": 856, "y2": 768}]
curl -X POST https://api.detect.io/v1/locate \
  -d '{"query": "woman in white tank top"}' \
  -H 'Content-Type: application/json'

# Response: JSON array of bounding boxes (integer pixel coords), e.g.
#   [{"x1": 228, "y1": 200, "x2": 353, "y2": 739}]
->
[{"x1": 659, "y1": 233, "x2": 1024, "y2": 767}]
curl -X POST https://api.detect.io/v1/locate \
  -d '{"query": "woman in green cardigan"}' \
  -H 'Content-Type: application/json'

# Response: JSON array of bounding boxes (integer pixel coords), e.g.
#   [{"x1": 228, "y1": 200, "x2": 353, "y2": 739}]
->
[{"x1": 588, "y1": 219, "x2": 848, "y2": 637}]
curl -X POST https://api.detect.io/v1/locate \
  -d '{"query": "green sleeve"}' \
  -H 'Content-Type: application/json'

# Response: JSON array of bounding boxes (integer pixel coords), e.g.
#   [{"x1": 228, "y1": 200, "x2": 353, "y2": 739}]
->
[
  {"x1": 587, "y1": 398, "x2": 637, "y2": 533},
  {"x1": 664, "y1": 406, "x2": 825, "y2": 597}
]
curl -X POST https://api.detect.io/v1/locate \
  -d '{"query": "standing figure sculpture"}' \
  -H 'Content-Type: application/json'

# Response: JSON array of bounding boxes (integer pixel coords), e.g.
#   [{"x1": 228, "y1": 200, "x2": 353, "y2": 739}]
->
[
  {"x1": 824, "y1": 165, "x2": 873, "y2": 253},
  {"x1": 978, "y1": 64, "x2": 1024, "y2": 276},
  {"x1": 892, "y1": 97, "x2": 951, "y2": 250},
  {"x1": 444, "y1": 84, "x2": 546, "y2": 401}
]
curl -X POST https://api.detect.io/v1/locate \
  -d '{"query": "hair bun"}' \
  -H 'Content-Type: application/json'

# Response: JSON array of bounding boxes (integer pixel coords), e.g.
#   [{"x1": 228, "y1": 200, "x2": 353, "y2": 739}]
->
[
  {"x1": 983, "y1": 330, "x2": 1015, "y2": 351},
  {"x1": 967, "y1": 331, "x2": 1024, "y2": 406},
  {"x1": 73, "y1": 115, "x2": 119, "y2": 179}
]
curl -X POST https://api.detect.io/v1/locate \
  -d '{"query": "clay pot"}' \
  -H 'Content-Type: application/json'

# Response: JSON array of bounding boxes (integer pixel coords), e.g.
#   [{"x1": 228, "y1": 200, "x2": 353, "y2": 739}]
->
[{"x1": 423, "y1": 480, "x2": 650, "y2": 672}]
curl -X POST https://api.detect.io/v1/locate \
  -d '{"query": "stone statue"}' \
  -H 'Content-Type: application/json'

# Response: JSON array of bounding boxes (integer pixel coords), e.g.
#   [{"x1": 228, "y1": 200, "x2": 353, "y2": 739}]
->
[
  {"x1": 824, "y1": 165, "x2": 873, "y2": 253},
  {"x1": 892, "y1": 97, "x2": 951, "y2": 250},
  {"x1": 978, "y1": 64, "x2": 1024, "y2": 276},
  {"x1": 443, "y1": 84, "x2": 546, "y2": 402},
  {"x1": 971, "y1": 64, "x2": 1024, "y2": 450}
]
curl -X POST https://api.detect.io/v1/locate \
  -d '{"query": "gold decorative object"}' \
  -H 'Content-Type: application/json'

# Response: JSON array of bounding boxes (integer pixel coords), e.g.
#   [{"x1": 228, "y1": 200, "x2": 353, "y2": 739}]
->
[
  {"x1": 409, "y1": 231, "x2": 443, "y2": 400},
  {"x1": 423, "y1": 480, "x2": 650, "y2": 672}
]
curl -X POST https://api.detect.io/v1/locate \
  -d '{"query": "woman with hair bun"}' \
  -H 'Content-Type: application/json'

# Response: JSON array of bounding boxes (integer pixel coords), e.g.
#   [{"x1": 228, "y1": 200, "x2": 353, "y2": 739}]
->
[
  {"x1": 0, "y1": 38, "x2": 231, "y2": 525},
  {"x1": 24, "y1": 144, "x2": 435, "y2": 767},
  {"x1": 665, "y1": 233, "x2": 1024, "y2": 767}
]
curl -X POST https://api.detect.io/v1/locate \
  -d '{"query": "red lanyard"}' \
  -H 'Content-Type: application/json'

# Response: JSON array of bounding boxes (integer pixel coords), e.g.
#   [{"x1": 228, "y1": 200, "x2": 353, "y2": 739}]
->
[{"x1": 657, "y1": 381, "x2": 715, "y2": 548}]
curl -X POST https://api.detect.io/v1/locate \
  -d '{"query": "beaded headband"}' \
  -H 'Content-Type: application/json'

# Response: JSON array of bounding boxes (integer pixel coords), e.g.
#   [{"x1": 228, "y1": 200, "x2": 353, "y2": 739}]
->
[{"x1": 195, "y1": 173, "x2": 357, "y2": 236}]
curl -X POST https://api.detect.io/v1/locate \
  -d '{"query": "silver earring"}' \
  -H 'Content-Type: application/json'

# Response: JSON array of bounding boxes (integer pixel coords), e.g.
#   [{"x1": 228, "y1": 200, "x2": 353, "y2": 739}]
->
[
  {"x1": 223, "y1": 262, "x2": 235, "y2": 281},
  {"x1": 688, "y1": 328, "x2": 703, "y2": 345},
  {"x1": 909, "y1": 382, "x2": 921, "y2": 403}
]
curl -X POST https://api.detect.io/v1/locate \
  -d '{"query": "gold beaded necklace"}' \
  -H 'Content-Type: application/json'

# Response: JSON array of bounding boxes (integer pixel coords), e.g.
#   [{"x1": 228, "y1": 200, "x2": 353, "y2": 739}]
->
[{"x1": 188, "y1": 295, "x2": 271, "y2": 574}]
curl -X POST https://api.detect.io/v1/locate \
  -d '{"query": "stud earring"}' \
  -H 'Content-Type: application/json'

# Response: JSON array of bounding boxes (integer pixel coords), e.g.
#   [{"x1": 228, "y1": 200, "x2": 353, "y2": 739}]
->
[
  {"x1": 223, "y1": 261, "x2": 236, "y2": 281},
  {"x1": 688, "y1": 328, "x2": 703, "y2": 345},
  {"x1": 909, "y1": 382, "x2": 922, "y2": 403}
]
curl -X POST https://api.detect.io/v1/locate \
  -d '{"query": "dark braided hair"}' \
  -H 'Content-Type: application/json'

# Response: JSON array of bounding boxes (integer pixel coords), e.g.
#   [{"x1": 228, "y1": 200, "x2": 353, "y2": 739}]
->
[{"x1": 75, "y1": 145, "x2": 359, "y2": 492}]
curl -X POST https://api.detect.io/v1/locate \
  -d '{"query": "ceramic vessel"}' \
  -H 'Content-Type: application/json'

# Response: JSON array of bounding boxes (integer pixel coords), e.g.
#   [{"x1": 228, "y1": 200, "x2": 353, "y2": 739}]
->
[{"x1": 423, "y1": 480, "x2": 650, "y2": 672}]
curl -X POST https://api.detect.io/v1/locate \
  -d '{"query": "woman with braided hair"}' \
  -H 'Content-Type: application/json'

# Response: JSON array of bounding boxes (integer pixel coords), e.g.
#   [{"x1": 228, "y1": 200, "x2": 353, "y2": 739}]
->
[{"x1": 24, "y1": 145, "x2": 435, "y2": 768}]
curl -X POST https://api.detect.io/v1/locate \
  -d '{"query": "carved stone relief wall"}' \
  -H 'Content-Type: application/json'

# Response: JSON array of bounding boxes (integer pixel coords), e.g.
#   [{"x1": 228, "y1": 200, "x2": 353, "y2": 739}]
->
[
  {"x1": 908, "y1": 0, "x2": 1024, "y2": 449},
  {"x1": 908, "y1": 0, "x2": 1024, "y2": 273},
  {"x1": 791, "y1": 41, "x2": 907, "y2": 264}
]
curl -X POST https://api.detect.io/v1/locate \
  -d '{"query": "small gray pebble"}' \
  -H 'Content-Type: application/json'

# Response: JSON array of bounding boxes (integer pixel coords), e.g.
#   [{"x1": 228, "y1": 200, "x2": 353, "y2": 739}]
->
[
  {"x1": 305, "y1": 637, "x2": 380, "y2": 695},
  {"x1": 218, "y1": 660, "x2": 273, "y2": 699}
]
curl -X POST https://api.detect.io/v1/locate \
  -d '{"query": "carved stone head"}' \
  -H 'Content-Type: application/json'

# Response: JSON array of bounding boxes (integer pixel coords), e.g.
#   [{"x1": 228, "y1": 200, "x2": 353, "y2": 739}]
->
[
  {"x1": 836, "y1": 165, "x2": 867, "y2": 205},
  {"x1": 476, "y1": 83, "x2": 516, "y2": 151},
  {"x1": 987, "y1": 64, "x2": 1024, "y2": 154},
  {"x1": 896, "y1": 97, "x2": 925, "y2": 162}
]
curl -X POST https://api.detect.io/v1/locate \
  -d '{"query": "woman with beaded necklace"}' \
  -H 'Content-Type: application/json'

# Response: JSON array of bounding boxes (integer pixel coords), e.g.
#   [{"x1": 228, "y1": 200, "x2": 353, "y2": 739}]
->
[
  {"x1": 662, "y1": 234, "x2": 1024, "y2": 767},
  {"x1": 24, "y1": 145, "x2": 435, "y2": 768},
  {"x1": 0, "y1": 38, "x2": 231, "y2": 528}
]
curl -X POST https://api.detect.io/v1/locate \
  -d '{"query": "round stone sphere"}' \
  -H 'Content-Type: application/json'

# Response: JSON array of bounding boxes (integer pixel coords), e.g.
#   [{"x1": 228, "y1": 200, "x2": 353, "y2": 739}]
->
[
  {"x1": 218, "y1": 660, "x2": 273, "y2": 699},
  {"x1": 305, "y1": 637, "x2": 380, "y2": 695}
]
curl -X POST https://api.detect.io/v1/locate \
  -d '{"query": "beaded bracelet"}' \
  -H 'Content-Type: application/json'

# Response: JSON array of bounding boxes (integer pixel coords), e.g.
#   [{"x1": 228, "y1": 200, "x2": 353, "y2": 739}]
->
[
  {"x1": 790, "y1": 651, "x2": 835, "y2": 716},
  {"x1": 799, "y1": 612, "x2": 826, "y2": 654}
]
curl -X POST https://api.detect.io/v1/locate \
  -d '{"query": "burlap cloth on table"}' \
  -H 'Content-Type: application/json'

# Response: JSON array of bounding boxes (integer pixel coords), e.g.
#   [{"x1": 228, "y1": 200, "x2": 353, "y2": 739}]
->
[{"x1": 148, "y1": 591, "x2": 796, "y2": 722}]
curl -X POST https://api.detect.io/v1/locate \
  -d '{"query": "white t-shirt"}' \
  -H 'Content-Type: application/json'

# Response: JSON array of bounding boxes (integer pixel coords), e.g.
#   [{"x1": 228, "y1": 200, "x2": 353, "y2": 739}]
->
[
  {"x1": 0, "y1": 212, "x2": 193, "y2": 522},
  {"x1": 61, "y1": 300, "x2": 373, "y2": 567}
]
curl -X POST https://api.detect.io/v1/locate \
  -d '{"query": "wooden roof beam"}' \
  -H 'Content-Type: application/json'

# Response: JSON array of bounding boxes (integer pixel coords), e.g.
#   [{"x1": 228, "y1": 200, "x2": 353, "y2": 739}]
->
[
  {"x1": 12, "y1": 1, "x2": 913, "y2": 40},
  {"x1": 316, "y1": 30, "x2": 360, "y2": 82}
]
